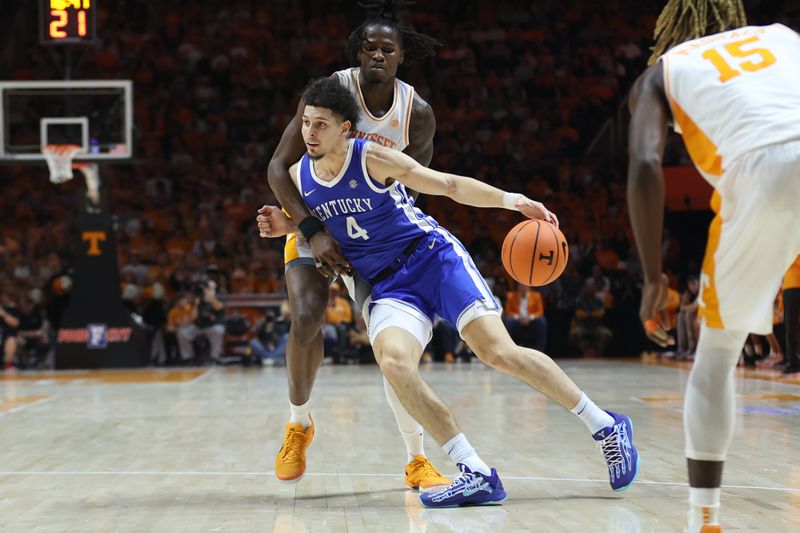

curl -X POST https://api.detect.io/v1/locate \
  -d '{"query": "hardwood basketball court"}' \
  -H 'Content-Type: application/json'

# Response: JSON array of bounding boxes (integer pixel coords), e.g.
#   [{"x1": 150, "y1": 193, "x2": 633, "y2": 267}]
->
[{"x1": 2, "y1": 359, "x2": 799, "y2": 532}]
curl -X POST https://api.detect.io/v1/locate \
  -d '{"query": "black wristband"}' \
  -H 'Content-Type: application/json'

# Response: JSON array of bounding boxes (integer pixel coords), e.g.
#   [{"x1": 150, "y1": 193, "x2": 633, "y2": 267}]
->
[{"x1": 298, "y1": 216, "x2": 325, "y2": 241}]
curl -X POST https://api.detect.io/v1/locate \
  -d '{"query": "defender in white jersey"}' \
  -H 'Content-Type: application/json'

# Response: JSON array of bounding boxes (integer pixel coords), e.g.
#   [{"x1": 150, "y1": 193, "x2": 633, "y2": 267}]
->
[
  {"x1": 627, "y1": 2, "x2": 800, "y2": 531},
  {"x1": 258, "y1": 2, "x2": 450, "y2": 492},
  {"x1": 283, "y1": 65, "x2": 417, "y2": 268}
]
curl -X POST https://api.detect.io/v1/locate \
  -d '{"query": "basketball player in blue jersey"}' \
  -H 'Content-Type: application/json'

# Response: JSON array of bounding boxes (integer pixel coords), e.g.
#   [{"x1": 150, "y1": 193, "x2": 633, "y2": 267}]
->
[
  {"x1": 258, "y1": 2, "x2": 450, "y2": 492},
  {"x1": 285, "y1": 76, "x2": 641, "y2": 508}
]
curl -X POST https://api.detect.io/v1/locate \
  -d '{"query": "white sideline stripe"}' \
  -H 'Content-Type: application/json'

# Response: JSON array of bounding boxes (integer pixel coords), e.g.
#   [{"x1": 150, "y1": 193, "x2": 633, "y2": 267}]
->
[
  {"x1": 186, "y1": 368, "x2": 213, "y2": 385},
  {"x1": 0, "y1": 395, "x2": 57, "y2": 418},
  {"x1": 0, "y1": 470, "x2": 797, "y2": 493}
]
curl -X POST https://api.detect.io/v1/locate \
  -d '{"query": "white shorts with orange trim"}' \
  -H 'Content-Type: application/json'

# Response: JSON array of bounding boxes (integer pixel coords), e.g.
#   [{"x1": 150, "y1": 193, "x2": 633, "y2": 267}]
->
[{"x1": 698, "y1": 141, "x2": 800, "y2": 334}]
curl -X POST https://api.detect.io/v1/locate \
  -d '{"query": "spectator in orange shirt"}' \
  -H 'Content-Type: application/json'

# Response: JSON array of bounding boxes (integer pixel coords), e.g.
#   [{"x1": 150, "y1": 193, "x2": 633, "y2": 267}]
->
[
  {"x1": 252, "y1": 266, "x2": 277, "y2": 294},
  {"x1": 166, "y1": 292, "x2": 196, "y2": 364},
  {"x1": 504, "y1": 283, "x2": 547, "y2": 351},
  {"x1": 569, "y1": 280, "x2": 613, "y2": 357},
  {"x1": 595, "y1": 241, "x2": 620, "y2": 271}
]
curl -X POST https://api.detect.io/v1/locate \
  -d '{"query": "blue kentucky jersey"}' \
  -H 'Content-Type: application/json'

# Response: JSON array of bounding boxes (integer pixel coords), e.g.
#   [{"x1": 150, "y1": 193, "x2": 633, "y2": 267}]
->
[{"x1": 298, "y1": 139, "x2": 439, "y2": 281}]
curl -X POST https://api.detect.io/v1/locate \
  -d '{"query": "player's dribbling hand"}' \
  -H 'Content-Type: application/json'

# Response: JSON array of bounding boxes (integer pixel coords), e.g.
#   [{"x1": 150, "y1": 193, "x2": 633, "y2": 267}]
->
[
  {"x1": 517, "y1": 196, "x2": 559, "y2": 228},
  {"x1": 640, "y1": 278, "x2": 675, "y2": 347},
  {"x1": 309, "y1": 230, "x2": 354, "y2": 278},
  {"x1": 257, "y1": 205, "x2": 292, "y2": 238}
]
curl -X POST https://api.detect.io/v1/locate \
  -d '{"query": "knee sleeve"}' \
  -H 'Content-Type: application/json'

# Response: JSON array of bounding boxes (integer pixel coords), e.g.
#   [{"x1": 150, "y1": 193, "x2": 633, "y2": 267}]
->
[{"x1": 684, "y1": 325, "x2": 748, "y2": 461}]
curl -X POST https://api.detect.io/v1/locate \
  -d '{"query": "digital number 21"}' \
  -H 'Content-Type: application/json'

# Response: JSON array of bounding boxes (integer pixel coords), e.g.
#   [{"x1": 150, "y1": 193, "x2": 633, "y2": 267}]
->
[{"x1": 701, "y1": 36, "x2": 776, "y2": 83}]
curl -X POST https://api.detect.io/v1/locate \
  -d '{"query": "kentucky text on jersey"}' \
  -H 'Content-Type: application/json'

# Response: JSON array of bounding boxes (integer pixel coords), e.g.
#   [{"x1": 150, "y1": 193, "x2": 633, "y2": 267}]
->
[
  {"x1": 313, "y1": 197, "x2": 374, "y2": 221},
  {"x1": 349, "y1": 129, "x2": 398, "y2": 149},
  {"x1": 295, "y1": 138, "x2": 439, "y2": 281}
]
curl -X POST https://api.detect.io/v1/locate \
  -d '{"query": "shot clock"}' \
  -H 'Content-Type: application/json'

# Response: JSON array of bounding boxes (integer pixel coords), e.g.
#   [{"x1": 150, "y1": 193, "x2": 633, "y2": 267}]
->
[{"x1": 40, "y1": 0, "x2": 96, "y2": 44}]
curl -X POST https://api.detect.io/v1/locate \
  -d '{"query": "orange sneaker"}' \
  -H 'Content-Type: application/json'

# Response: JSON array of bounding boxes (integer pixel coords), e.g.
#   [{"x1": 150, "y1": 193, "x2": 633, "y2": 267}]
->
[
  {"x1": 700, "y1": 527, "x2": 721, "y2": 533},
  {"x1": 405, "y1": 455, "x2": 450, "y2": 493},
  {"x1": 274, "y1": 418, "x2": 315, "y2": 482}
]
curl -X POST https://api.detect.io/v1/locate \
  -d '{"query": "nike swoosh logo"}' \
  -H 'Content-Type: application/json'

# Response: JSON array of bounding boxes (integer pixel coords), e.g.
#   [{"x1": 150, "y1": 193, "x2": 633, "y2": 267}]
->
[
  {"x1": 304, "y1": 189, "x2": 317, "y2": 197},
  {"x1": 428, "y1": 237, "x2": 436, "y2": 249}
]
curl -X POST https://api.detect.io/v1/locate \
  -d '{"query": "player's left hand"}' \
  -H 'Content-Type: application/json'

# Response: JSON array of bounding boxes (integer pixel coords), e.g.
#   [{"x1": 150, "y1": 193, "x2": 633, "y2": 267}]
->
[
  {"x1": 517, "y1": 196, "x2": 559, "y2": 228},
  {"x1": 639, "y1": 278, "x2": 675, "y2": 347}
]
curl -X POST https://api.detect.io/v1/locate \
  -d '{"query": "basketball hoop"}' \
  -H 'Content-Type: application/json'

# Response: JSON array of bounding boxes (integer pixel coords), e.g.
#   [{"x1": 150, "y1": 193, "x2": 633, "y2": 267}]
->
[{"x1": 42, "y1": 144, "x2": 84, "y2": 184}]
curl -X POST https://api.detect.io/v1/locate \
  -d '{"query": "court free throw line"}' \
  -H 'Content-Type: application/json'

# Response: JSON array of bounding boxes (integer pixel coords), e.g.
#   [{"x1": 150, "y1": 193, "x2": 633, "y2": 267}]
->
[{"x1": 1, "y1": 470, "x2": 798, "y2": 493}]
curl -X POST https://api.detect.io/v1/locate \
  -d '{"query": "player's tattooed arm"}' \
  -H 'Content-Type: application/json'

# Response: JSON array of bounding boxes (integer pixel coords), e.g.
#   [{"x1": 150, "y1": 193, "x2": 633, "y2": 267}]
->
[
  {"x1": 365, "y1": 143, "x2": 557, "y2": 226},
  {"x1": 626, "y1": 62, "x2": 674, "y2": 347}
]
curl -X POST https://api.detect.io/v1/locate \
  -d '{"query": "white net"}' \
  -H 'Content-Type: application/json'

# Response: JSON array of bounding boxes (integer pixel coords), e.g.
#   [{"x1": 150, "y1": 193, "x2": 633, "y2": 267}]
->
[{"x1": 42, "y1": 144, "x2": 84, "y2": 184}]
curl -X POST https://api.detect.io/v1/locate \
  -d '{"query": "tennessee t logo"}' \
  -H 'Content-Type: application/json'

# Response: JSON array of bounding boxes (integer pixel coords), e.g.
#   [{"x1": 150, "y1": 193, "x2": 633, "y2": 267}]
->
[{"x1": 82, "y1": 231, "x2": 106, "y2": 256}]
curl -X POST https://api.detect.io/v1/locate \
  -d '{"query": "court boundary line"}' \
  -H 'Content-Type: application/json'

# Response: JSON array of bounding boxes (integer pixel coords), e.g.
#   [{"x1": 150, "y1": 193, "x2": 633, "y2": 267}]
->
[
  {"x1": 1, "y1": 470, "x2": 798, "y2": 493},
  {"x1": 0, "y1": 395, "x2": 57, "y2": 417},
  {"x1": 185, "y1": 367, "x2": 213, "y2": 385},
  {"x1": 614, "y1": 358, "x2": 800, "y2": 387}
]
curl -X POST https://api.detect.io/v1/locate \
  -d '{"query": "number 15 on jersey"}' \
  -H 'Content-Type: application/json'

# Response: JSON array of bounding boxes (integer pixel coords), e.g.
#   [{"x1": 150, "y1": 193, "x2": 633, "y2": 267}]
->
[{"x1": 702, "y1": 36, "x2": 776, "y2": 83}]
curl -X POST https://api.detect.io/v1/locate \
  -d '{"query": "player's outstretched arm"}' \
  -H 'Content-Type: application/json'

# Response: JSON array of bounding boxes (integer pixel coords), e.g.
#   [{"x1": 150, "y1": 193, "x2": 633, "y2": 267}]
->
[
  {"x1": 365, "y1": 143, "x2": 558, "y2": 226},
  {"x1": 627, "y1": 63, "x2": 673, "y2": 347}
]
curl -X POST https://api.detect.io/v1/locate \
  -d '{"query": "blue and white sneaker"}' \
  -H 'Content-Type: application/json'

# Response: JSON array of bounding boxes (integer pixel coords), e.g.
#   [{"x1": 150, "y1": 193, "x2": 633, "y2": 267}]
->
[
  {"x1": 419, "y1": 464, "x2": 507, "y2": 508},
  {"x1": 593, "y1": 410, "x2": 640, "y2": 492}
]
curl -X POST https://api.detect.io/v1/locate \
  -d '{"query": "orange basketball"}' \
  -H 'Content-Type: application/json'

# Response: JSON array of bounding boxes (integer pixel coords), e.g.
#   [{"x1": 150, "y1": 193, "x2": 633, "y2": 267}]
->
[{"x1": 501, "y1": 220, "x2": 569, "y2": 287}]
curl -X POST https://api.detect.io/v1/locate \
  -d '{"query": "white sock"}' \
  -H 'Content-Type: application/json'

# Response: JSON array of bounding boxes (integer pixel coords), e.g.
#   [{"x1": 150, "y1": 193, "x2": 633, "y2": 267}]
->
[
  {"x1": 570, "y1": 392, "x2": 614, "y2": 434},
  {"x1": 442, "y1": 433, "x2": 490, "y2": 476},
  {"x1": 687, "y1": 487, "x2": 720, "y2": 533},
  {"x1": 383, "y1": 377, "x2": 425, "y2": 463},
  {"x1": 289, "y1": 400, "x2": 311, "y2": 428}
]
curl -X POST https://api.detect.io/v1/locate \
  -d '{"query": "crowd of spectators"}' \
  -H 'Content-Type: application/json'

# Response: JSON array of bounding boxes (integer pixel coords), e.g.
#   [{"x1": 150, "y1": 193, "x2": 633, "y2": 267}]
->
[{"x1": 2, "y1": 1, "x2": 798, "y2": 368}]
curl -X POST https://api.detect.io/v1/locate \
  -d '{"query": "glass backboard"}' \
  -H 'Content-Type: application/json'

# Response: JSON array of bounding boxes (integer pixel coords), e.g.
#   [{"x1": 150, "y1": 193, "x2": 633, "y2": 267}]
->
[{"x1": 0, "y1": 80, "x2": 132, "y2": 161}]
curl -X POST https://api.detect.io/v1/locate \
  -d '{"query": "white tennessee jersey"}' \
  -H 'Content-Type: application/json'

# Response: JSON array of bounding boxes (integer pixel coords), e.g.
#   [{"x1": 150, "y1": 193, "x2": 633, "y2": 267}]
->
[
  {"x1": 334, "y1": 67, "x2": 415, "y2": 151},
  {"x1": 661, "y1": 24, "x2": 800, "y2": 184}
]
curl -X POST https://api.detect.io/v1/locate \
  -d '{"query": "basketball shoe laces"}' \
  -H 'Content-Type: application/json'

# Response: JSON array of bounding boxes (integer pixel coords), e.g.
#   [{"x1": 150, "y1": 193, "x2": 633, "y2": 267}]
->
[
  {"x1": 279, "y1": 426, "x2": 306, "y2": 463},
  {"x1": 597, "y1": 426, "x2": 625, "y2": 474},
  {"x1": 436, "y1": 465, "x2": 485, "y2": 500},
  {"x1": 409, "y1": 456, "x2": 440, "y2": 479}
]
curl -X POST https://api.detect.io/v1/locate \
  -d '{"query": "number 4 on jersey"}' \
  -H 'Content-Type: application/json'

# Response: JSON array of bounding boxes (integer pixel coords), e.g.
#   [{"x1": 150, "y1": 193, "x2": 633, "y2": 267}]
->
[{"x1": 346, "y1": 216, "x2": 369, "y2": 240}]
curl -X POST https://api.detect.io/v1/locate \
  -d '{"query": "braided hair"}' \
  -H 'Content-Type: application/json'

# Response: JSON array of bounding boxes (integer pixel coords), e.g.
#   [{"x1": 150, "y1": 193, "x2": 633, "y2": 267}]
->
[
  {"x1": 345, "y1": 0, "x2": 442, "y2": 65},
  {"x1": 648, "y1": 0, "x2": 747, "y2": 64}
]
